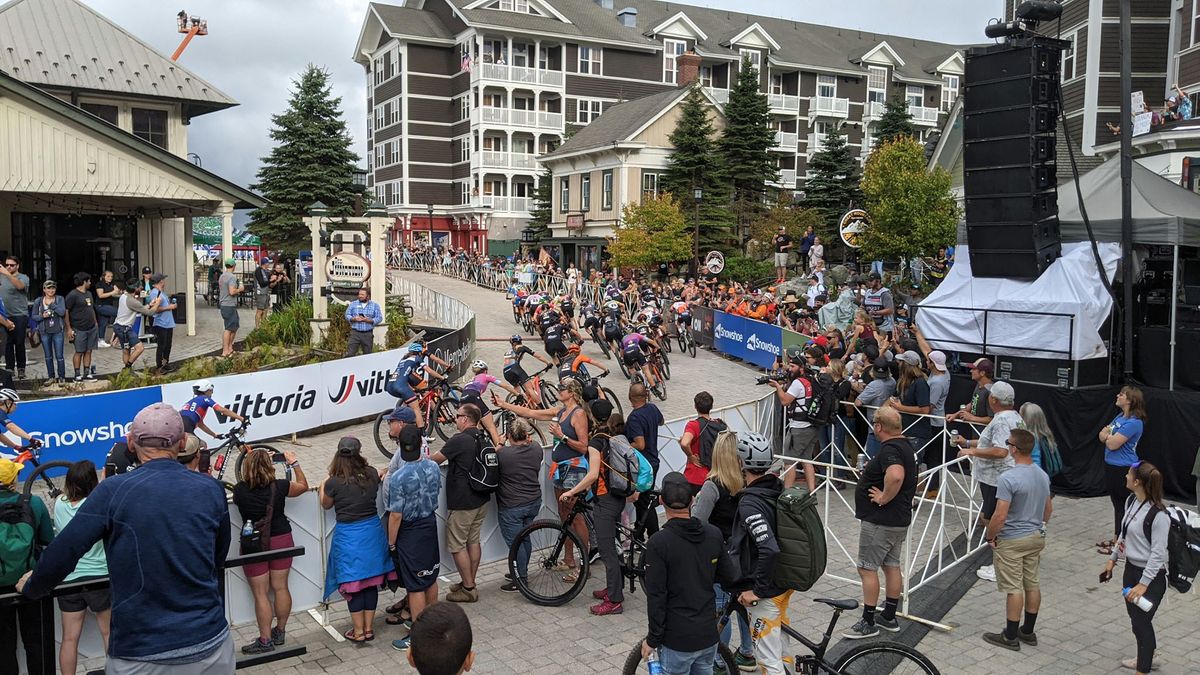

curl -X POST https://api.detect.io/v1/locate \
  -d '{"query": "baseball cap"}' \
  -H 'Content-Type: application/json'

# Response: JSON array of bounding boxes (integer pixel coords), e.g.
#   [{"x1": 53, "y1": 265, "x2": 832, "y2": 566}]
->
[
  {"x1": 928, "y1": 350, "x2": 948, "y2": 372},
  {"x1": 867, "y1": 272, "x2": 882, "y2": 281},
  {"x1": 896, "y1": 350, "x2": 921, "y2": 366},
  {"x1": 990, "y1": 380, "x2": 1016, "y2": 405},
  {"x1": 149, "y1": 273, "x2": 167, "y2": 284},
  {"x1": 42, "y1": 279, "x2": 55, "y2": 289},
  {"x1": 223, "y1": 257, "x2": 236, "y2": 267},
  {"x1": 871, "y1": 356, "x2": 891, "y2": 376},
  {"x1": 970, "y1": 358, "x2": 994, "y2": 376},
  {"x1": 337, "y1": 436, "x2": 362, "y2": 456},
  {"x1": 261, "y1": 256, "x2": 272, "y2": 264},
  {"x1": 178, "y1": 433, "x2": 203, "y2": 463},
  {"x1": 385, "y1": 406, "x2": 417, "y2": 423},
  {"x1": 129, "y1": 403, "x2": 185, "y2": 450},
  {"x1": 398, "y1": 425, "x2": 423, "y2": 461},
  {"x1": 0, "y1": 458, "x2": 23, "y2": 485},
  {"x1": 589, "y1": 398, "x2": 614, "y2": 424},
  {"x1": 660, "y1": 472, "x2": 693, "y2": 509},
  {"x1": 141, "y1": 266, "x2": 152, "y2": 274}
]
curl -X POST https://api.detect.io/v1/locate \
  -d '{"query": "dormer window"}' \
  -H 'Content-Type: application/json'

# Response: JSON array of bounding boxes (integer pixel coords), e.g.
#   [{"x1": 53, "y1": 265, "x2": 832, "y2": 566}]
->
[{"x1": 486, "y1": 0, "x2": 545, "y2": 15}]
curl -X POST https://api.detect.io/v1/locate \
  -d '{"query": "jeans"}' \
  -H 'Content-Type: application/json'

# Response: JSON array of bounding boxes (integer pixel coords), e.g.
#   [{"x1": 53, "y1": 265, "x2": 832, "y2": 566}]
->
[
  {"x1": 660, "y1": 644, "x2": 717, "y2": 675},
  {"x1": 714, "y1": 584, "x2": 753, "y2": 660},
  {"x1": 593, "y1": 492, "x2": 625, "y2": 603},
  {"x1": 41, "y1": 331, "x2": 64, "y2": 379},
  {"x1": 498, "y1": 498, "x2": 542, "y2": 579},
  {"x1": 5, "y1": 315, "x2": 27, "y2": 370},
  {"x1": 870, "y1": 260, "x2": 884, "y2": 276},
  {"x1": 96, "y1": 304, "x2": 116, "y2": 342},
  {"x1": 864, "y1": 431, "x2": 882, "y2": 460}
]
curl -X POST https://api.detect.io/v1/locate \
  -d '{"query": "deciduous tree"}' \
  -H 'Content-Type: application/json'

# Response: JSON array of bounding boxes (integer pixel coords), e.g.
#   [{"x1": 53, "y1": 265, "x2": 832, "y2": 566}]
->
[
  {"x1": 608, "y1": 194, "x2": 693, "y2": 269},
  {"x1": 859, "y1": 137, "x2": 959, "y2": 262}
]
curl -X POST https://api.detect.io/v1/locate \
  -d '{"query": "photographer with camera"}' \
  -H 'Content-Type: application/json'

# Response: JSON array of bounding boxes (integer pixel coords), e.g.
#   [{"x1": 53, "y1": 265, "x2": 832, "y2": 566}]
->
[{"x1": 768, "y1": 346, "x2": 826, "y2": 492}]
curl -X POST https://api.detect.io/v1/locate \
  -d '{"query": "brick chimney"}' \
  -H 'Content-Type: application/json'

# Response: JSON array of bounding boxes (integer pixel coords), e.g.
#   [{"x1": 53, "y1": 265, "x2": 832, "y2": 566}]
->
[{"x1": 677, "y1": 51, "x2": 702, "y2": 87}]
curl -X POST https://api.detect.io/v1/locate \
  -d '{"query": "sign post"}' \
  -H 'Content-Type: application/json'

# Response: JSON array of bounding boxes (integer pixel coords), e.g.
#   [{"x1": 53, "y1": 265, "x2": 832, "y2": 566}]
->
[
  {"x1": 838, "y1": 208, "x2": 869, "y2": 249},
  {"x1": 305, "y1": 203, "x2": 392, "y2": 347}
]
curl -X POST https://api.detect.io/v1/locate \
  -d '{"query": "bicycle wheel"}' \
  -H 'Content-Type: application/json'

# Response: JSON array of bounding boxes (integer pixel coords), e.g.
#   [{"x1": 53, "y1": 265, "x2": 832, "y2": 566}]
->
[
  {"x1": 659, "y1": 356, "x2": 672, "y2": 381},
  {"x1": 22, "y1": 459, "x2": 71, "y2": 503},
  {"x1": 374, "y1": 412, "x2": 394, "y2": 459},
  {"x1": 677, "y1": 332, "x2": 688, "y2": 353},
  {"x1": 510, "y1": 520, "x2": 589, "y2": 606},
  {"x1": 601, "y1": 388, "x2": 623, "y2": 420},
  {"x1": 538, "y1": 380, "x2": 558, "y2": 409},
  {"x1": 661, "y1": 332, "x2": 673, "y2": 353},
  {"x1": 233, "y1": 444, "x2": 293, "y2": 483},
  {"x1": 432, "y1": 397, "x2": 459, "y2": 442},
  {"x1": 618, "y1": 358, "x2": 631, "y2": 380},
  {"x1": 833, "y1": 641, "x2": 941, "y2": 675},
  {"x1": 651, "y1": 378, "x2": 666, "y2": 401},
  {"x1": 621, "y1": 642, "x2": 736, "y2": 674},
  {"x1": 688, "y1": 334, "x2": 697, "y2": 358}
]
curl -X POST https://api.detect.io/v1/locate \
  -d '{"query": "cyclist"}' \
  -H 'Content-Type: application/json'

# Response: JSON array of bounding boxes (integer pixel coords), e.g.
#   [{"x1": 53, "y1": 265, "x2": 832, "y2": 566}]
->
[
  {"x1": 388, "y1": 343, "x2": 435, "y2": 430},
  {"x1": 503, "y1": 335, "x2": 551, "y2": 407},
  {"x1": 557, "y1": 343, "x2": 610, "y2": 403},
  {"x1": 460, "y1": 360, "x2": 520, "y2": 447},
  {"x1": 729, "y1": 432, "x2": 794, "y2": 675},
  {"x1": 671, "y1": 298, "x2": 693, "y2": 334},
  {"x1": 542, "y1": 314, "x2": 570, "y2": 365},
  {"x1": 0, "y1": 389, "x2": 40, "y2": 452},
  {"x1": 511, "y1": 288, "x2": 528, "y2": 322},
  {"x1": 601, "y1": 303, "x2": 626, "y2": 357},
  {"x1": 579, "y1": 302, "x2": 603, "y2": 343},
  {"x1": 620, "y1": 326, "x2": 660, "y2": 390},
  {"x1": 180, "y1": 380, "x2": 247, "y2": 438},
  {"x1": 558, "y1": 294, "x2": 576, "y2": 324}
]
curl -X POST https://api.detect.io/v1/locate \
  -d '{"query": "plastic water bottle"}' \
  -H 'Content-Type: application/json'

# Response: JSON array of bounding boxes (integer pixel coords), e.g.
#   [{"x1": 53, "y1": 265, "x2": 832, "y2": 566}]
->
[
  {"x1": 241, "y1": 520, "x2": 255, "y2": 538},
  {"x1": 647, "y1": 649, "x2": 664, "y2": 675},
  {"x1": 1123, "y1": 587, "x2": 1154, "y2": 612}
]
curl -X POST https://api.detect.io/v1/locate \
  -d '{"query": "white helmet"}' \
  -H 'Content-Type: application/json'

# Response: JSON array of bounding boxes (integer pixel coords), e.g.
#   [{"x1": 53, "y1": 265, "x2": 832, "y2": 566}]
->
[
  {"x1": 0, "y1": 388, "x2": 19, "y2": 404},
  {"x1": 471, "y1": 359, "x2": 489, "y2": 372},
  {"x1": 193, "y1": 380, "x2": 215, "y2": 393},
  {"x1": 736, "y1": 431, "x2": 774, "y2": 473}
]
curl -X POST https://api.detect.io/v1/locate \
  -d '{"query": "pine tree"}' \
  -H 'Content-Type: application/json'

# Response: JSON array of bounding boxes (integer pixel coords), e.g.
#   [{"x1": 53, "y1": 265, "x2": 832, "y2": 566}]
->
[
  {"x1": 875, "y1": 95, "x2": 916, "y2": 145},
  {"x1": 250, "y1": 65, "x2": 366, "y2": 253},
  {"x1": 527, "y1": 165, "x2": 553, "y2": 240},
  {"x1": 661, "y1": 84, "x2": 734, "y2": 254},
  {"x1": 719, "y1": 55, "x2": 777, "y2": 245},
  {"x1": 801, "y1": 123, "x2": 863, "y2": 249}
]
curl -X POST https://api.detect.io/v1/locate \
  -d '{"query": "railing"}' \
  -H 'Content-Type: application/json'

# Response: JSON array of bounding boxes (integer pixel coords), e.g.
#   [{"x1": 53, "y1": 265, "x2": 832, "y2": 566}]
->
[
  {"x1": 807, "y1": 132, "x2": 827, "y2": 153},
  {"x1": 492, "y1": 196, "x2": 533, "y2": 213},
  {"x1": 478, "y1": 151, "x2": 539, "y2": 170},
  {"x1": 477, "y1": 107, "x2": 562, "y2": 129},
  {"x1": 769, "y1": 93, "x2": 801, "y2": 113},
  {"x1": 704, "y1": 86, "x2": 730, "y2": 104},
  {"x1": 810, "y1": 95, "x2": 850, "y2": 118},
  {"x1": 864, "y1": 100, "x2": 885, "y2": 120},
  {"x1": 774, "y1": 168, "x2": 797, "y2": 187},
  {"x1": 774, "y1": 130, "x2": 798, "y2": 151},
  {"x1": 473, "y1": 62, "x2": 565, "y2": 87},
  {"x1": 909, "y1": 104, "x2": 941, "y2": 124}
]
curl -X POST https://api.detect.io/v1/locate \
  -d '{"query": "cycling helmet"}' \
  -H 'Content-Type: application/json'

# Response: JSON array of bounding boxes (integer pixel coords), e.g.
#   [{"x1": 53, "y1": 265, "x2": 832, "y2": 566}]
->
[
  {"x1": 0, "y1": 388, "x2": 19, "y2": 404},
  {"x1": 636, "y1": 324, "x2": 650, "y2": 336},
  {"x1": 471, "y1": 359, "x2": 489, "y2": 372},
  {"x1": 736, "y1": 431, "x2": 774, "y2": 472},
  {"x1": 193, "y1": 380, "x2": 215, "y2": 393},
  {"x1": 605, "y1": 301, "x2": 621, "y2": 311},
  {"x1": 566, "y1": 343, "x2": 581, "y2": 354},
  {"x1": 510, "y1": 334, "x2": 523, "y2": 343},
  {"x1": 407, "y1": 343, "x2": 424, "y2": 353}
]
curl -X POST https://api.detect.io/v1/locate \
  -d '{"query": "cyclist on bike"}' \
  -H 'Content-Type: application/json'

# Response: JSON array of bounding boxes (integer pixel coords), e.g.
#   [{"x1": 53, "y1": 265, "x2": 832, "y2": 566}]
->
[
  {"x1": 579, "y1": 302, "x2": 603, "y2": 341},
  {"x1": 620, "y1": 327, "x2": 661, "y2": 390},
  {"x1": 542, "y1": 314, "x2": 571, "y2": 365},
  {"x1": 671, "y1": 298, "x2": 693, "y2": 334},
  {"x1": 558, "y1": 294, "x2": 576, "y2": 323},
  {"x1": 511, "y1": 288, "x2": 528, "y2": 320},
  {"x1": 601, "y1": 303, "x2": 626, "y2": 357},
  {"x1": 460, "y1": 360, "x2": 519, "y2": 447},
  {"x1": 729, "y1": 432, "x2": 794, "y2": 675},
  {"x1": 388, "y1": 343, "x2": 438, "y2": 429},
  {"x1": 0, "y1": 389, "x2": 40, "y2": 451},
  {"x1": 503, "y1": 335, "x2": 551, "y2": 407},
  {"x1": 557, "y1": 343, "x2": 610, "y2": 403},
  {"x1": 179, "y1": 380, "x2": 247, "y2": 438}
]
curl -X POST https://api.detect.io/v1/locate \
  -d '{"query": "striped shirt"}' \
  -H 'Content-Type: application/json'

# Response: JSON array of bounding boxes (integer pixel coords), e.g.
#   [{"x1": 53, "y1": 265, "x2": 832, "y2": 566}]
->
[{"x1": 344, "y1": 299, "x2": 382, "y2": 332}]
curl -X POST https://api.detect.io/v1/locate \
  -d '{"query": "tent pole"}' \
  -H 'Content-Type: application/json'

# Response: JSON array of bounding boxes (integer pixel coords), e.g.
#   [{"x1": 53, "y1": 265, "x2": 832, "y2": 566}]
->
[
  {"x1": 1170, "y1": 244, "x2": 1178, "y2": 391},
  {"x1": 1120, "y1": 0, "x2": 1134, "y2": 382}
]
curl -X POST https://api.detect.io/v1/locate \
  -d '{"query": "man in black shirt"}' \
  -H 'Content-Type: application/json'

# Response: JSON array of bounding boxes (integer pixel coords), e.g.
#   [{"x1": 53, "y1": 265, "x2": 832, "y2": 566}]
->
[
  {"x1": 64, "y1": 272, "x2": 98, "y2": 381},
  {"x1": 429, "y1": 403, "x2": 488, "y2": 603},
  {"x1": 772, "y1": 226, "x2": 792, "y2": 284},
  {"x1": 103, "y1": 438, "x2": 138, "y2": 478},
  {"x1": 626, "y1": 384, "x2": 664, "y2": 536},
  {"x1": 845, "y1": 406, "x2": 917, "y2": 639}
]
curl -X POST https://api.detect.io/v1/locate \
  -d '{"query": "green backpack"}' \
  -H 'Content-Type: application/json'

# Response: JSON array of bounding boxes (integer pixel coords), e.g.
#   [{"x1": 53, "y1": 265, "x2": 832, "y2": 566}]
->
[
  {"x1": 772, "y1": 485, "x2": 827, "y2": 592},
  {"x1": 0, "y1": 494, "x2": 37, "y2": 586}
]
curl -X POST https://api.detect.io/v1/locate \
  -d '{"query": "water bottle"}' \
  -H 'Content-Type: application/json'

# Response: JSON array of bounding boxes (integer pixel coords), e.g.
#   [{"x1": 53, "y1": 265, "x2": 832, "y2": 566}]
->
[
  {"x1": 647, "y1": 649, "x2": 663, "y2": 675},
  {"x1": 241, "y1": 520, "x2": 255, "y2": 538},
  {"x1": 856, "y1": 454, "x2": 866, "y2": 473},
  {"x1": 1123, "y1": 587, "x2": 1154, "y2": 612}
]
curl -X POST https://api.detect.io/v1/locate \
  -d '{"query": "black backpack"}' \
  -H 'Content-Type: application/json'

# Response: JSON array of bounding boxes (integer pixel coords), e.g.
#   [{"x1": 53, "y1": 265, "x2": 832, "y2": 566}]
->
[
  {"x1": 467, "y1": 431, "x2": 500, "y2": 494},
  {"x1": 1144, "y1": 503, "x2": 1200, "y2": 594},
  {"x1": 697, "y1": 417, "x2": 727, "y2": 469},
  {"x1": 788, "y1": 375, "x2": 837, "y2": 426}
]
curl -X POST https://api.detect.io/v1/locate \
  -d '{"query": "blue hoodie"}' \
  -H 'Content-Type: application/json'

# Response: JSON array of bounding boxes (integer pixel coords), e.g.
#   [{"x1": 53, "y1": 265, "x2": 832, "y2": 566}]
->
[{"x1": 22, "y1": 458, "x2": 230, "y2": 661}]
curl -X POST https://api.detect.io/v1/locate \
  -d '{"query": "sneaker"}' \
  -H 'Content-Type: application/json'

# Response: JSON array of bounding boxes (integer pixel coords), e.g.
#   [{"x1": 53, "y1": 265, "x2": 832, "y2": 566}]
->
[
  {"x1": 446, "y1": 586, "x2": 479, "y2": 603},
  {"x1": 976, "y1": 565, "x2": 996, "y2": 582},
  {"x1": 588, "y1": 548, "x2": 601, "y2": 564},
  {"x1": 714, "y1": 660, "x2": 728, "y2": 674},
  {"x1": 16, "y1": 369, "x2": 24, "y2": 380},
  {"x1": 982, "y1": 631, "x2": 1020, "y2": 651},
  {"x1": 84, "y1": 372, "x2": 96, "y2": 381},
  {"x1": 241, "y1": 638, "x2": 274, "y2": 655},
  {"x1": 270, "y1": 627, "x2": 286, "y2": 646},
  {"x1": 449, "y1": 581, "x2": 463, "y2": 594},
  {"x1": 43, "y1": 378, "x2": 54, "y2": 387},
  {"x1": 1016, "y1": 629, "x2": 1037, "y2": 646},
  {"x1": 1121, "y1": 657, "x2": 1159, "y2": 671},
  {"x1": 500, "y1": 581, "x2": 519, "y2": 593},
  {"x1": 592, "y1": 588, "x2": 609, "y2": 600},
  {"x1": 734, "y1": 651, "x2": 757, "y2": 671},
  {"x1": 98, "y1": 340, "x2": 110, "y2": 348},
  {"x1": 56, "y1": 378, "x2": 65, "y2": 384},
  {"x1": 73, "y1": 374, "x2": 83, "y2": 382},
  {"x1": 589, "y1": 599, "x2": 623, "y2": 615},
  {"x1": 841, "y1": 619, "x2": 880, "y2": 640},
  {"x1": 875, "y1": 616, "x2": 901, "y2": 632},
  {"x1": 391, "y1": 636, "x2": 411, "y2": 651},
  {"x1": 504, "y1": 572, "x2": 513, "y2": 581}
]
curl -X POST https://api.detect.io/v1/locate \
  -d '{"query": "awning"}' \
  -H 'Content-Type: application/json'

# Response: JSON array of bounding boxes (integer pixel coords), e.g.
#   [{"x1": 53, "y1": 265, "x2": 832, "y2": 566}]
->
[
  {"x1": 1058, "y1": 155, "x2": 1200, "y2": 247},
  {"x1": 192, "y1": 216, "x2": 261, "y2": 246}
]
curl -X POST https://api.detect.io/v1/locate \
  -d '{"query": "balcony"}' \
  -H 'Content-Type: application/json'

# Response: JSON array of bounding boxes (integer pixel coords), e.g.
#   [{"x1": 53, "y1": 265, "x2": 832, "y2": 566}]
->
[
  {"x1": 477, "y1": 151, "x2": 540, "y2": 171},
  {"x1": 864, "y1": 101, "x2": 885, "y2": 121},
  {"x1": 809, "y1": 95, "x2": 849, "y2": 119},
  {"x1": 773, "y1": 130, "x2": 798, "y2": 152},
  {"x1": 704, "y1": 87, "x2": 729, "y2": 104},
  {"x1": 473, "y1": 62, "x2": 564, "y2": 88},
  {"x1": 491, "y1": 196, "x2": 533, "y2": 213},
  {"x1": 772, "y1": 168, "x2": 797, "y2": 188},
  {"x1": 806, "y1": 132, "x2": 827, "y2": 153},
  {"x1": 908, "y1": 104, "x2": 940, "y2": 126},
  {"x1": 768, "y1": 93, "x2": 800, "y2": 114},
  {"x1": 477, "y1": 106, "x2": 563, "y2": 130}
]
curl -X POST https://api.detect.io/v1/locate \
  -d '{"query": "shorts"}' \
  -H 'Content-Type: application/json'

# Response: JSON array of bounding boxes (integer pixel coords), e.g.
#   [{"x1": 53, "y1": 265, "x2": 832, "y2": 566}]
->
[
  {"x1": 386, "y1": 378, "x2": 418, "y2": 403},
  {"x1": 220, "y1": 305, "x2": 240, "y2": 331},
  {"x1": 675, "y1": 313, "x2": 691, "y2": 325},
  {"x1": 461, "y1": 391, "x2": 491, "y2": 416},
  {"x1": 446, "y1": 504, "x2": 488, "y2": 553},
  {"x1": 774, "y1": 252, "x2": 789, "y2": 267},
  {"x1": 604, "y1": 328, "x2": 622, "y2": 342},
  {"x1": 254, "y1": 292, "x2": 271, "y2": 310},
  {"x1": 785, "y1": 426, "x2": 821, "y2": 460},
  {"x1": 546, "y1": 341, "x2": 567, "y2": 359},
  {"x1": 57, "y1": 575, "x2": 111, "y2": 613},
  {"x1": 994, "y1": 531, "x2": 1045, "y2": 593},
  {"x1": 622, "y1": 349, "x2": 647, "y2": 368},
  {"x1": 583, "y1": 316, "x2": 600, "y2": 331},
  {"x1": 554, "y1": 464, "x2": 587, "y2": 490},
  {"x1": 857, "y1": 521, "x2": 907, "y2": 570},
  {"x1": 182, "y1": 416, "x2": 198, "y2": 434},
  {"x1": 72, "y1": 325, "x2": 98, "y2": 352},
  {"x1": 561, "y1": 307, "x2": 575, "y2": 319},
  {"x1": 980, "y1": 483, "x2": 999, "y2": 520},
  {"x1": 503, "y1": 365, "x2": 529, "y2": 387},
  {"x1": 243, "y1": 532, "x2": 296, "y2": 577},
  {"x1": 112, "y1": 323, "x2": 137, "y2": 349}
]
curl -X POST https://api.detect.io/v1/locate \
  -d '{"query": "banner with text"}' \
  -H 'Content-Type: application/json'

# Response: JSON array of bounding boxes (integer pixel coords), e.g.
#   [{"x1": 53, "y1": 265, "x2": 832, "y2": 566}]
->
[
  {"x1": 713, "y1": 311, "x2": 782, "y2": 369},
  {"x1": 690, "y1": 304, "x2": 716, "y2": 349}
]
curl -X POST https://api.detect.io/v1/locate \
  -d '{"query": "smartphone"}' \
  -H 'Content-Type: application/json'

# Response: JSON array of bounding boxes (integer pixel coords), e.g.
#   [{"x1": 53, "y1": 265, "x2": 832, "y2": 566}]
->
[{"x1": 1099, "y1": 569, "x2": 1113, "y2": 583}]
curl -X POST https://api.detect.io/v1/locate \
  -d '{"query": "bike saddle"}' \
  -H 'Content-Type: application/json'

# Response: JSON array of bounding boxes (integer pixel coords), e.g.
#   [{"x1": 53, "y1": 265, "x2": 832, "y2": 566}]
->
[{"x1": 813, "y1": 598, "x2": 859, "y2": 611}]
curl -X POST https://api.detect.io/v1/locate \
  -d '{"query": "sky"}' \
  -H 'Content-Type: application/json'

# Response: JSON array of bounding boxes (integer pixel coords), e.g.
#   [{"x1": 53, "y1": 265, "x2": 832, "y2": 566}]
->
[{"x1": 82, "y1": 0, "x2": 1000, "y2": 196}]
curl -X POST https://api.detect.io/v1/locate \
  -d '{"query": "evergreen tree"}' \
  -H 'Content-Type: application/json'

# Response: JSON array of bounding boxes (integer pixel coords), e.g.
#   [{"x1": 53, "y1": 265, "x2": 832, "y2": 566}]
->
[
  {"x1": 875, "y1": 95, "x2": 916, "y2": 145},
  {"x1": 661, "y1": 84, "x2": 734, "y2": 254},
  {"x1": 801, "y1": 123, "x2": 863, "y2": 249},
  {"x1": 250, "y1": 65, "x2": 366, "y2": 253},
  {"x1": 527, "y1": 165, "x2": 553, "y2": 240},
  {"x1": 719, "y1": 55, "x2": 777, "y2": 245}
]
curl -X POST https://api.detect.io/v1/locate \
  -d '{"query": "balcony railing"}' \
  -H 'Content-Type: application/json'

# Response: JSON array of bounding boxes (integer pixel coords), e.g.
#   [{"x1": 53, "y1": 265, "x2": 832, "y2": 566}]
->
[
  {"x1": 477, "y1": 151, "x2": 539, "y2": 171},
  {"x1": 473, "y1": 62, "x2": 564, "y2": 87},
  {"x1": 704, "y1": 87, "x2": 729, "y2": 104},
  {"x1": 908, "y1": 104, "x2": 940, "y2": 125},
  {"x1": 773, "y1": 169, "x2": 797, "y2": 187},
  {"x1": 491, "y1": 196, "x2": 533, "y2": 213},
  {"x1": 864, "y1": 101, "x2": 885, "y2": 121},
  {"x1": 809, "y1": 95, "x2": 850, "y2": 118},
  {"x1": 807, "y1": 132, "x2": 827, "y2": 153},
  {"x1": 768, "y1": 93, "x2": 800, "y2": 113},
  {"x1": 773, "y1": 131, "x2": 798, "y2": 151},
  {"x1": 477, "y1": 107, "x2": 563, "y2": 130}
]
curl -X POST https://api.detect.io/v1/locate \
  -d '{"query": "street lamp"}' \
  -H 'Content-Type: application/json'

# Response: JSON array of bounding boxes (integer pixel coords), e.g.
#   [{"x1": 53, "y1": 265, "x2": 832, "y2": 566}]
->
[
  {"x1": 691, "y1": 187, "x2": 703, "y2": 277},
  {"x1": 426, "y1": 204, "x2": 434, "y2": 249}
]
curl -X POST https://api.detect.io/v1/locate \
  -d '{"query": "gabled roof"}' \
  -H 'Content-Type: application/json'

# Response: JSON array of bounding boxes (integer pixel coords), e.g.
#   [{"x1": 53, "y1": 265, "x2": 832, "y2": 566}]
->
[
  {"x1": 446, "y1": 0, "x2": 658, "y2": 50},
  {"x1": 859, "y1": 41, "x2": 906, "y2": 67},
  {"x1": 648, "y1": 11, "x2": 707, "y2": 41},
  {"x1": 540, "y1": 87, "x2": 689, "y2": 160},
  {"x1": 722, "y1": 22, "x2": 781, "y2": 52},
  {"x1": 0, "y1": 0, "x2": 236, "y2": 116}
]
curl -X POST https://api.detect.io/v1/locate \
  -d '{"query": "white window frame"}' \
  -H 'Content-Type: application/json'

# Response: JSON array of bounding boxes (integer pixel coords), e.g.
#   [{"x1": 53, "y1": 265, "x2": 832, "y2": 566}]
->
[
  {"x1": 374, "y1": 104, "x2": 385, "y2": 130},
  {"x1": 560, "y1": 177, "x2": 570, "y2": 212},
  {"x1": 905, "y1": 84, "x2": 924, "y2": 108},
  {"x1": 770, "y1": 74, "x2": 784, "y2": 95},
  {"x1": 373, "y1": 56, "x2": 385, "y2": 85},
  {"x1": 581, "y1": 173, "x2": 591, "y2": 211},
  {"x1": 663, "y1": 39, "x2": 687, "y2": 83},
  {"x1": 642, "y1": 172, "x2": 660, "y2": 198},
  {"x1": 817, "y1": 74, "x2": 837, "y2": 99},
  {"x1": 575, "y1": 98, "x2": 603, "y2": 124},
  {"x1": 461, "y1": 182, "x2": 470, "y2": 205},
  {"x1": 460, "y1": 138, "x2": 470, "y2": 163},
  {"x1": 375, "y1": 143, "x2": 385, "y2": 168},
  {"x1": 387, "y1": 141, "x2": 399, "y2": 166},
  {"x1": 941, "y1": 74, "x2": 959, "y2": 111},
  {"x1": 1062, "y1": 30, "x2": 1079, "y2": 81},
  {"x1": 700, "y1": 65, "x2": 713, "y2": 87},
  {"x1": 459, "y1": 95, "x2": 471, "y2": 121},
  {"x1": 387, "y1": 97, "x2": 401, "y2": 126},
  {"x1": 602, "y1": 170, "x2": 613, "y2": 210},
  {"x1": 739, "y1": 48, "x2": 761, "y2": 73},
  {"x1": 512, "y1": 43, "x2": 530, "y2": 67},
  {"x1": 1193, "y1": 0, "x2": 1200, "y2": 47},
  {"x1": 578, "y1": 45, "x2": 602, "y2": 75},
  {"x1": 867, "y1": 66, "x2": 887, "y2": 104}
]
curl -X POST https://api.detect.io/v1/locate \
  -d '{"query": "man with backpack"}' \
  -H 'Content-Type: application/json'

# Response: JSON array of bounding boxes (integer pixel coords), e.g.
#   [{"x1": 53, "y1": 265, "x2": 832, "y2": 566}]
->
[
  {"x1": 844, "y1": 406, "x2": 917, "y2": 639},
  {"x1": 770, "y1": 346, "x2": 830, "y2": 492},
  {"x1": 429, "y1": 403, "x2": 489, "y2": 603},
  {"x1": 0, "y1": 457, "x2": 53, "y2": 675},
  {"x1": 626, "y1": 383, "x2": 665, "y2": 536},
  {"x1": 679, "y1": 391, "x2": 727, "y2": 496}
]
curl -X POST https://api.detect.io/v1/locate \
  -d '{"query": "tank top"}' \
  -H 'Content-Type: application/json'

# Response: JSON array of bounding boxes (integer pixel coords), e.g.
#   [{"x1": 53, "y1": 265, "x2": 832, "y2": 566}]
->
[
  {"x1": 707, "y1": 480, "x2": 739, "y2": 541},
  {"x1": 551, "y1": 405, "x2": 582, "y2": 463}
]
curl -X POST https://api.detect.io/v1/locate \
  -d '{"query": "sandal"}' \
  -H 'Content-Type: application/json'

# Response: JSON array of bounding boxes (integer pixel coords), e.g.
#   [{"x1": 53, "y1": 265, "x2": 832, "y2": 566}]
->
[
  {"x1": 344, "y1": 628, "x2": 366, "y2": 643},
  {"x1": 562, "y1": 571, "x2": 580, "y2": 583},
  {"x1": 1096, "y1": 538, "x2": 1116, "y2": 548},
  {"x1": 551, "y1": 561, "x2": 574, "y2": 572},
  {"x1": 1098, "y1": 545, "x2": 1114, "y2": 555},
  {"x1": 385, "y1": 614, "x2": 412, "y2": 627},
  {"x1": 363, "y1": 631, "x2": 375, "y2": 642},
  {"x1": 385, "y1": 598, "x2": 409, "y2": 615}
]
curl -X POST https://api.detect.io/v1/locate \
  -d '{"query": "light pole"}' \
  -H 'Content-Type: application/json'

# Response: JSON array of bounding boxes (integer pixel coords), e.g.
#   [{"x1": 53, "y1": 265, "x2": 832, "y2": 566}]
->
[
  {"x1": 691, "y1": 187, "x2": 703, "y2": 277},
  {"x1": 426, "y1": 203, "x2": 434, "y2": 249}
]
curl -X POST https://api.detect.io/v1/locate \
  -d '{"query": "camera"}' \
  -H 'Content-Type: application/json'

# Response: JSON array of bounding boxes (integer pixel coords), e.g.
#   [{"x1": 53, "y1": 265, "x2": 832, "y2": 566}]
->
[{"x1": 756, "y1": 370, "x2": 791, "y2": 385}]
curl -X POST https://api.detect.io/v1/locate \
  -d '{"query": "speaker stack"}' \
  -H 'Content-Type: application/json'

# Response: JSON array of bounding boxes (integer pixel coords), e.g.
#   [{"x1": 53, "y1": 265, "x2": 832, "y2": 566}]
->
[{"x1": 963, "y1": 38, "x2": 1069, "y2": 279}]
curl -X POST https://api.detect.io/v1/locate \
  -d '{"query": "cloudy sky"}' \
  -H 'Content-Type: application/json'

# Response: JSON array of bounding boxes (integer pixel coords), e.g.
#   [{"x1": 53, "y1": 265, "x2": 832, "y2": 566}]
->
[{"x1": 84, "y1": 0, "x2": 1000, "y2": 193}]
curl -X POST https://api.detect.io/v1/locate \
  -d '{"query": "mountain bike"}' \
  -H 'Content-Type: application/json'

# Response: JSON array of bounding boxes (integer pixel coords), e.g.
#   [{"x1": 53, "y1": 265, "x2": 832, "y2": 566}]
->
[
  {"x1": 209, "y1": 420, "x2": 290, "y2": 486},
  {"x1": 9, "y1": 443, "x2": 63, "y2": 500},
  {"x1": 632, "y1": 351, "x2": 667, "y2": 401},
  {"x1": 589, "y1": 324, "x2": 612, "y2": 359},
  {"x1": 676, "y1": 319, "x2": 697, "y2": 358},
  {"x1": 374, "y1": 378, "x2": 464, "y2": 457},
  {"x1": 508, "y1": 489, "x2": 659, "y2": 607},
  {"x1": 561, "y1": 371, "x2": 622, "y2": 421},
  {"x1": 622, "y1": 598, "x2": 941, "y2": 674}
]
